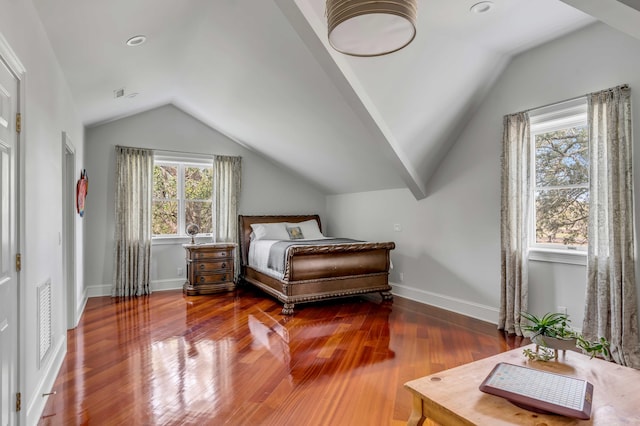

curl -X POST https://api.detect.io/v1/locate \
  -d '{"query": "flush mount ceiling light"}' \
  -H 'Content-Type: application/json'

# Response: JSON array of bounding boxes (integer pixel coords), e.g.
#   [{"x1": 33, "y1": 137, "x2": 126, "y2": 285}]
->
[
  {"x1": 326, "y1": 0, "x2": 417, "y2": 57},
  {"x1": 470, "y1": 1, "x2": 494, "y2": 14},
  {"x1": 126, "y1": 35, "x2": 147, "y2": 47}
]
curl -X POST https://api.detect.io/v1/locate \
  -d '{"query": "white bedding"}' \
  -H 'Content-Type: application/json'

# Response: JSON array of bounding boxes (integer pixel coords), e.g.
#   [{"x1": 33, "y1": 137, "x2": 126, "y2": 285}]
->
[
  {"x1": 248, "y1": 237, "x2": 331, "y2": 279},
  {"x1": 248, "y1": 239, "x2": 280, "y2": 278}
]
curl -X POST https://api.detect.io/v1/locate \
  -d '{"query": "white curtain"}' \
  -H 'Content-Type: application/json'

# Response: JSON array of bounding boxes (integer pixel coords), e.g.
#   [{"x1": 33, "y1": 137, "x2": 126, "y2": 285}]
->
[
  {"x1": 213, "y1": 155, "x2": 242, "y2": 279},
  {"x1": 499, "y1": 112, "x2": 531, "y2": 336},
  {"x1": 583, "y1": 85, "x2": 640, "y2": 367},
  {"x1": 113, "y1": 146, "x2": 153, "y2": 297}
]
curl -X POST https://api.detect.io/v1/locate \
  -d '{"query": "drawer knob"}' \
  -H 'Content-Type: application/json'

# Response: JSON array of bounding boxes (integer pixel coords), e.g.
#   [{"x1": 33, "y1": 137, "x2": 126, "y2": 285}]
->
[
  {"x1": 221, "y1": 263, "x2": 226, "y2": 268},
  {"x1": 220, "y1": 275, "x2": 227, "y2": 282},
  {"x1": 200, "y1": 264, "x2": 205, "y2": 270},
  {"x1": 220, "y1": 252, "x2": 227, "y2": 257},
  {"x1": 200, "y1": 276, "x2": 205, "y2": 283}
]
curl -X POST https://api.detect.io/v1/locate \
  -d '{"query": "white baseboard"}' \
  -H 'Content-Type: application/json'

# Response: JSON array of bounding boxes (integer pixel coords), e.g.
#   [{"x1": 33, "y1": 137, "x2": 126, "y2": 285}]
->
[
  {"x1": 74, "y1": 288, "x2": 88, "y2": 327},
  {"x1": 26, "y1": 335, "x2": 66, "y2": 426},
  {"x1": 153, "y1": 278, "x2": 185, "y2": 292},
  {"x1": 390, "y1": 282, "x2": 499, "y2": 325},
  {"x1": 86, "y1": 278, "x2": 185, "y2": 297},
  {"x1": 86, "y1": 281, "x2": 498, "y2": 324},
  {"x1": 86, "y1": 284, "x2": 111, "y2": 298}
]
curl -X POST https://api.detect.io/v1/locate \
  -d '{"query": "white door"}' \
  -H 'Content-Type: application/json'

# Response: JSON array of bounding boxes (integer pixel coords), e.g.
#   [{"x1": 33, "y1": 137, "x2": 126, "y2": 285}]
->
[{"x1": 0, "y1": 55, "x2": 19, "y2": 425}]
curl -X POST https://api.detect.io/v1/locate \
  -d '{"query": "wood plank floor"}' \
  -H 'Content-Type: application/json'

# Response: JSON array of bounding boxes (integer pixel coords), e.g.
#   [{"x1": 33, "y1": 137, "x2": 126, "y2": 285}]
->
[{"x1": 39, "y1": 287, "x2": 526, "y2": 425}]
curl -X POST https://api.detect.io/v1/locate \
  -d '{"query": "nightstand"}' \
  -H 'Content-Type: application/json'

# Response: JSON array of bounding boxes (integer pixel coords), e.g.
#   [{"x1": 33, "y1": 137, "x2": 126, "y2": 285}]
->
[{"x1": 182, "y1": 243, "x2": 236, "y2": 295}]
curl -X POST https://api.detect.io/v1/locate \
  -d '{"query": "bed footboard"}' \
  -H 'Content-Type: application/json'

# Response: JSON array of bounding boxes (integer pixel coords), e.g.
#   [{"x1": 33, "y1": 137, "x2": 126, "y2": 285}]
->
[{"x1": 284, "y1": 242, "x2": 395, "y2": 281}]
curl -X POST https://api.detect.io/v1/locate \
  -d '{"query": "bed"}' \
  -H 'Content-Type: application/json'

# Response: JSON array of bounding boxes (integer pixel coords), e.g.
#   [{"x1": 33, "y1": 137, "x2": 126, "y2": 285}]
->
[{"x1": 238, "y1": 214, "x2": 395, "y2": 314}]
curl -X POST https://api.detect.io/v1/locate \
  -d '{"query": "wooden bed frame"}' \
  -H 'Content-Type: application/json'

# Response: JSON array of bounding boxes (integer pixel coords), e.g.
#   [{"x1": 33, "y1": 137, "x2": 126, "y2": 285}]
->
[{"x1": 238, "y1": 214, "x2": 395, "y2": 314}]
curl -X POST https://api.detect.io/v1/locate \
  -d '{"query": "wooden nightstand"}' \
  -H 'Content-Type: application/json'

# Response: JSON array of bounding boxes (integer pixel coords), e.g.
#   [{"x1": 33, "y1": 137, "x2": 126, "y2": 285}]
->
[{"x1": 182, "y1": 243, "x2": 236, "y2": 295}]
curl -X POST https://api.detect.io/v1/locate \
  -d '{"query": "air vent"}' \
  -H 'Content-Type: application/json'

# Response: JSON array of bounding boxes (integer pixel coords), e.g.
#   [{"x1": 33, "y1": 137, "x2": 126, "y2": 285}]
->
[
  {"x1": 113, "y1": 88, "x2": 125, "y2": 99},
  {"x1": 617, "y1": 0, "x2": 640, "y2": 12},
  {"x1": 38, "y1": 280, "x2": 52, "y2": 367}
]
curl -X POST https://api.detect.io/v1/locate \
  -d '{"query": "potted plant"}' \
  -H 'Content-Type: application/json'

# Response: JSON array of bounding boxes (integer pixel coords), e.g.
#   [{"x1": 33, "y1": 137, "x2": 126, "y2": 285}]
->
[{"x1": 520, "y1": 311, "x2": 610, "y2": 361}]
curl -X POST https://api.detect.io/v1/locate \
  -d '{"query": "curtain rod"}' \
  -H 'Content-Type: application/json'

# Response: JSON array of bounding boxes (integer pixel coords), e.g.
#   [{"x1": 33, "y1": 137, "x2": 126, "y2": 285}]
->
[
  {"x1": 115, "y1": 145, "x2": 241, "y2": 159},
  {"x1": 154, "y1": 148, "x2": 213, "y2": 158},
  {"x1": 521, "y1": 84, "x2": 629, "y2": 115}
]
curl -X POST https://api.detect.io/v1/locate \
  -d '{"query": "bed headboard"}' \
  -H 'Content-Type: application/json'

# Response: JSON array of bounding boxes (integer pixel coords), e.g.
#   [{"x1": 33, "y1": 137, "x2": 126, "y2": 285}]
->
[{"x1": 237, "y1": 214, "x2": 322, "y2": 267}]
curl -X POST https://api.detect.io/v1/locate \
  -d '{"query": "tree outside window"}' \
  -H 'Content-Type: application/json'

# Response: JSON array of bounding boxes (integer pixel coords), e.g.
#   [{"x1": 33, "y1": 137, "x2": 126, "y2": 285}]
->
[
  {"x1": 152, "y1": 160, "x2": 212, "y2": 237},
  {"x1": 184, "y1": 166, "x2": 213, "y2": 234},
  {"x1": 532, "y1": 122, "x2": 588, "y2": 249}
]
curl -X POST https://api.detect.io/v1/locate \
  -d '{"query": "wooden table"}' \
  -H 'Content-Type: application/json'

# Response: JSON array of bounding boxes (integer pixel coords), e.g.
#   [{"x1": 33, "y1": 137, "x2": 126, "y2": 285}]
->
[{"x1": 404, "y1": 344, "x2": 640, "y2": 425}]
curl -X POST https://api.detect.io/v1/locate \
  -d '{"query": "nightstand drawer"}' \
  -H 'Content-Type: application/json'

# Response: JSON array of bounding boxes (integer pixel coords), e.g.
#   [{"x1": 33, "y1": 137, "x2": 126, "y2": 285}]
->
[
  {"x1": 194, "y1": 260, "x2": 231, "y2": 272},
  {"x1": 193, "y1": 250, "x2": 231, "y2": 260},
  {"x1": 195, "y1": 273, "x2": 231, "y2": 284}
]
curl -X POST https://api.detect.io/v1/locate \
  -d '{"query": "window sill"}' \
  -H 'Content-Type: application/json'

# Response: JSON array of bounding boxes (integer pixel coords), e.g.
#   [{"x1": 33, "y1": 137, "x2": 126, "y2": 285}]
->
[
  {"x1": 152, "y1": 236, "x2": 214, "y2": 246},
  {"x1": 528, "y1": 248, "x2": 586, "y2": 266}
]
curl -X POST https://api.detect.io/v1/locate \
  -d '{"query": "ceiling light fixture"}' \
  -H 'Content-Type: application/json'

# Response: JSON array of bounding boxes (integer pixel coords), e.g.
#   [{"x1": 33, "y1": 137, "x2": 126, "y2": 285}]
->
[
  {"x1": 126, "y1": 35, "x2": 147, "y2": 47},
  {"x1": 326, "y1": 0, "x2": 417, "y2": 57},
  {"x1": 470, "y1": 1, "x2": 494, "y2": 14}
]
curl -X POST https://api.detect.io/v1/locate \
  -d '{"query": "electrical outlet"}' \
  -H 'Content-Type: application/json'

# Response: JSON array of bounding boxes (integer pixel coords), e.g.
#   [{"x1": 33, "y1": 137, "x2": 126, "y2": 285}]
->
[
  {"x1": 399, "y1": 272, "x2": 404, "y2": 282},
  {"x1": 393, "y1": 224, "x2": 402, "y2": 232},
  {"x1": 177, "y1": 267, "x2": 183, "y2": 277}
]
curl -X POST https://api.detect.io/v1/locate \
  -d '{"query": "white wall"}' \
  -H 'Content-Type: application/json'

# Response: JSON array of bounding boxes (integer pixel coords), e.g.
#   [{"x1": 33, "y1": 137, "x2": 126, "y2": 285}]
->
[
  {"x1": 85, "y1": 104, "x2": 327, "y2": 295},
  {"x1": 0, "y1": 1, "x2": 85, "y2": 424},
  {"x1": 326, "y1": 22, "x2": 640, "y2": 328}
]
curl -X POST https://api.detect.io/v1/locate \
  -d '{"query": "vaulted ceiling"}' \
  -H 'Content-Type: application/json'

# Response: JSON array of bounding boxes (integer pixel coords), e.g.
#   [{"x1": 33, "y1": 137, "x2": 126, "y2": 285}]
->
[{"x1": 34, "y1": 0, "x2": 638, "y2": 199}]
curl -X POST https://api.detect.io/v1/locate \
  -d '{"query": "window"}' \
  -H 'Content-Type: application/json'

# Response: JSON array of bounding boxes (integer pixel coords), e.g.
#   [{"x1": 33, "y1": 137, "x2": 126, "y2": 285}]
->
[
  {"x1": 529, "y1": 98, "x2": 588, "y2": 252},
  {"x1": 152, "y1": 155, "x2": 213, "y2": 238}
]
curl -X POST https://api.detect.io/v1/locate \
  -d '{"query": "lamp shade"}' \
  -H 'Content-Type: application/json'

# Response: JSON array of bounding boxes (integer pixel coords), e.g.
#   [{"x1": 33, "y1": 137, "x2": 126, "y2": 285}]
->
[{"x1": 326, "y1": 0, "x2": 417, "y2": 57}]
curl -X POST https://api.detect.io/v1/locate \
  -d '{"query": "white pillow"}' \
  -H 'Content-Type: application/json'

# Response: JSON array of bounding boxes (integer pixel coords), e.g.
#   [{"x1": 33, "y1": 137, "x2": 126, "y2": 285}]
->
[
  {"x1": 250, "y1": 222, "x2": 290, "y2": 240},
  {"x1": 288, "y1": 219, "x2": 325, "y2": 239}
]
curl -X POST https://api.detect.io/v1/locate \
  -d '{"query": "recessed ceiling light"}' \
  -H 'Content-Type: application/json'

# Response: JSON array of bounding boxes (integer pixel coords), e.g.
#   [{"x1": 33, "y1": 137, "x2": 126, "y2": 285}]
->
[
  {"x1": 126, "y1": 35, "x2": 146, "y2": 47},
  {"x1": 470, "y1": 1, "x2": 494, "y2": 13}
]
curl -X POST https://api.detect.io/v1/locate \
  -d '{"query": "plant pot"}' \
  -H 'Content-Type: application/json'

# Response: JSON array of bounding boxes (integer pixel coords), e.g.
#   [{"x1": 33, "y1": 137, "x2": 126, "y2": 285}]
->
[
  {"x1": 529, "y1": 335, "x2": 577, "y2": 359},
  {"x1": 531, "y1": 335, "x2": 577, "y2": 351}
]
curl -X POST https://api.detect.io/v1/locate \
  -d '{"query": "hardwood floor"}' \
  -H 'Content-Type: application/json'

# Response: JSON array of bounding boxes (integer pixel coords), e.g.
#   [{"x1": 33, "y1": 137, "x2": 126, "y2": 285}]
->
[{"x1": 39, "y1": 287, "x2": 526, "y2": 425}]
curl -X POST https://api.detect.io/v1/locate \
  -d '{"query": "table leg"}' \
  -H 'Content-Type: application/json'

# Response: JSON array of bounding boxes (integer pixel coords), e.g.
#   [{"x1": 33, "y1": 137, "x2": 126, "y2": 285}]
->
[{"x1": 407, "y1": 395, "x2": 425, "y2": 426}]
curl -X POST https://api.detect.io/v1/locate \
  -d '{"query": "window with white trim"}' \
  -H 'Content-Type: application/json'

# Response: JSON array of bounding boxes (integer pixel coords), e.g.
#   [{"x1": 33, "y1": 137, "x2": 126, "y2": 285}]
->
[
  {"x1": 529, "y1": 98, "x2": 588, "y2": 252},
  {"x1": 152, "y1": 155, "x2": 213, "y2": 238}
]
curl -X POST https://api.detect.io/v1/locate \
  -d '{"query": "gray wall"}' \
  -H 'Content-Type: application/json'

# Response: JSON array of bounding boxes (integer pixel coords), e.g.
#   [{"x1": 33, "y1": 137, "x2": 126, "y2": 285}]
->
[
  {"x1": 84, "y1": 105, "x2": 327, "y2": 295},
  {"x1": 326, "y1": 22, "x2": 640, "y2": 328},
  {"x1": 0, "y1": 1, "x2": 86, "y2": 423}
]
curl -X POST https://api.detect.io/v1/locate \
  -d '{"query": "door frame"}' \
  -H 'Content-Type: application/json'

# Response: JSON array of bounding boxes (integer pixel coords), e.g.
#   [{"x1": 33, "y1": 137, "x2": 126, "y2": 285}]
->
[
  {"x1": 0, "y1": 32, "x2": 26, "y2": 425},
  {"x1": 62, "y1": 133, "x2": 77, "y2": 329}
]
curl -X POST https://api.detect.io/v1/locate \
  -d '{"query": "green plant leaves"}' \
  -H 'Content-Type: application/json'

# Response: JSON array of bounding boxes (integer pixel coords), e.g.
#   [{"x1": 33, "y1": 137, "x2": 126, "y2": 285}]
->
[{"x1": 521, "y1": 311, "x2": 610, "y2": 360}]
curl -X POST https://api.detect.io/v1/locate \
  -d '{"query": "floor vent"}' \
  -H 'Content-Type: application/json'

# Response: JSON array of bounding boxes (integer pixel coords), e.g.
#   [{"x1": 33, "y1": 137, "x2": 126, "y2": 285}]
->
[{"x1": 38, "y1": 279, "x2": 52, "y2": 366}]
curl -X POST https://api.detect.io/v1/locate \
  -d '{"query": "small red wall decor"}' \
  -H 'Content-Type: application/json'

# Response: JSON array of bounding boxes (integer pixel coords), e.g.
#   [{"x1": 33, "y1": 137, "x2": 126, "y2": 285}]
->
[{"x1": 76, "y1": 169, "x2": 88, "y2": 217}]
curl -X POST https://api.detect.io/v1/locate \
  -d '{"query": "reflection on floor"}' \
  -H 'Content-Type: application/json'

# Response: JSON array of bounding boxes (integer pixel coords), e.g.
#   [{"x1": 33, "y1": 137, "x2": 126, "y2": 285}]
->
[
  {"x1": 39, "y1": 287, "x2": 524, "y2": 425},
  {"x1": 248, "y1": 303, "x2": 395, "y2": 383}
]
